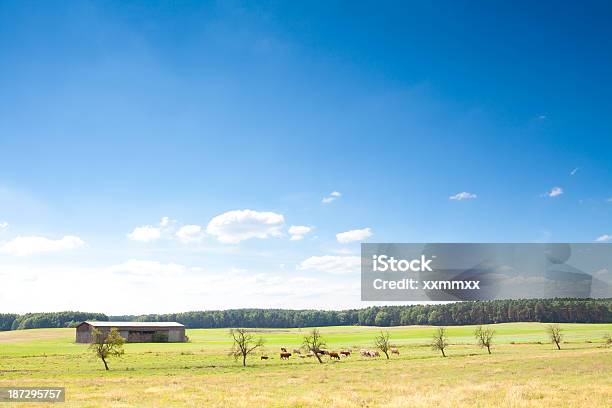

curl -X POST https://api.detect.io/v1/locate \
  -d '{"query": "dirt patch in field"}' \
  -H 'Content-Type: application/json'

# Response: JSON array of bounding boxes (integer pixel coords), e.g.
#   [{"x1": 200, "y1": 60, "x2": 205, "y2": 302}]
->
[{"x1": 0, "y1": 329, "x2": 71, "y2": 343}]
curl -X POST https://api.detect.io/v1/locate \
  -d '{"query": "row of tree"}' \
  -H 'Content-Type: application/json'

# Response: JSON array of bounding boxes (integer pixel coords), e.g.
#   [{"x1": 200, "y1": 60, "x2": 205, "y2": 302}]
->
[
  {"x1": 229, "y1": 323, "x2": 606, "y2": 368},
  {"x1": 1, "y1": 298, "x2": 610, "y2": 331},
  {"x1": 0, "y1": 312, "x2": 106, "y2": 331},
  {"x1": 429, "y1": 324, "x2": 571, "y2": 357},
  {"x1": 89, "y1": 324, "x2": 612, "y2": 370}
]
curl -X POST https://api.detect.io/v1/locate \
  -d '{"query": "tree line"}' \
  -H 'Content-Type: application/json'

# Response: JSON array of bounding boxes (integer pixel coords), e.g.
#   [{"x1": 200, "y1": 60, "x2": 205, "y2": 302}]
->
[
  {"x1": 0, "y1": 311, "x2": 106, "y2": 331},
  {"x1": 1, "y1": 298, "x2": 610, "y2": 331}
]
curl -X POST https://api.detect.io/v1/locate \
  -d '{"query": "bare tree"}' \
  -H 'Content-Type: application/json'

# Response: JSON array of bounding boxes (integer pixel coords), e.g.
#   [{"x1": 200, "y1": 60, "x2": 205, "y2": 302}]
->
[
  {"x1": 374, "y1": 330, "x2": 392, "y2": 359},
  {"x1": 547, "y1": 324, "x2": 563, "y2": 350},
  {"x1": 303, "y1": 328, "x2": 326, "y2": 364},
  {"x1": 229, "y1": 328, "x2": 264, "y2": 367},
  {"x1": 431, "y1": 327, "x2": 449, "y2": 357},
  {"x1": 89, "y1": 328, "x2": 125, "y2": 370},
  {"x1": 474, "y1": 325, "x2": 495, "y2": 354}
]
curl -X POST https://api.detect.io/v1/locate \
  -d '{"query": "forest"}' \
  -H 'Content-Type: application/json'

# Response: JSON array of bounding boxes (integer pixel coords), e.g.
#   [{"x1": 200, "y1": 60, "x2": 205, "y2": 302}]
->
[{"x1": 1, "y1": 298, "x2": 610, "y2": 331}]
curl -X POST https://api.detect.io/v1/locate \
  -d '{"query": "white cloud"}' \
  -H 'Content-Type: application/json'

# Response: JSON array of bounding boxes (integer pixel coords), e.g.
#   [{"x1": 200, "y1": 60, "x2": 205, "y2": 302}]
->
[
  {"x1": 596, "y1": 234, "x2": 612, "y2": 242},
  {"x1": 330, "y1": 247, "x2": 355, "y2": 255},
  {"x1": 128, "y1": 217, "x2": 180, "y2": 242},
  {"x1": 0, "y1": 222, "x2": 8, "y2": 231},
  {"x1": 228, "y1": 267, "x2": 248, "y2": 275},
  {"x1": 322, "y1": 191, "x2": 341, "y2": 204},
  {"x1": 160, "y1": 216, "x2": 173, "y2": 227},
  {"x1": 570, "y1": 167, "x2": 579, "y2": 176},
  {"x1": 449, "y1": 192, "x2": 477, "y2": 201},
  {"x1": 206, "y1": 209, "x2": 284, "y2": 244},
  {"x1": 298, "y1": 255, "x2": 361, "y2": 274},
  {"x1": 538, "y1": 115, "x2": 547, "y2": 120},
  {"x1": 108, "y1": 259, "x2": 194, "y2": 277},
  {"x1": 289, "y1": 225, "x2": 312, "y2": 241},
  {"x1": 0, "y1": 235, "x2": 85, "y2": 256},
  {"x1": 606, "y1": 198, "x2": 612, "y2": 202},
  {"x1": 176, "y1": 224, "x2": 204, "y2": 243},
  {"x1": 547, "y1": 186, "x2": 563, "y2": 197},
  {"x1": 127, "y1": 225, "x2": 161, "y2": 242},
  {"x1": 336, "y1": 227, "x2": 372, "y2": 244},
  {"x1": 0, "y1": 261, "x2": 363, "y2": 313}
]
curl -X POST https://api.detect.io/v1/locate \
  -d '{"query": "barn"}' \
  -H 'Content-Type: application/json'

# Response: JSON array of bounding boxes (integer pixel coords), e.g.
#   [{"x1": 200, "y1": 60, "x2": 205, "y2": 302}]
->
[{"x1": 75, "y1": 321, "x2": 186, "y2": 343}]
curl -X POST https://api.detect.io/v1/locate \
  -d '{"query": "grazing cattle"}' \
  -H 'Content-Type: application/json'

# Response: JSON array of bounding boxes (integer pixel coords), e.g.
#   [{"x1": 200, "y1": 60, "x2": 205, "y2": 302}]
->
[
  {"x1": 318, "y1": 349, "x2": 328, "y2": 356},
  {"x1": 391, "y1": 347, "x2": 400, "y2": 355},
  {"x1": 361, "y1": 349, "x2": 380, "y2": 357},
  {"x1": 340, "y1": 351, "x2": 351, "y2": 357},
  {"x1": 360, "y1": 349, "x2": 369, "y2": 357},
  {"x1": 280, "y1": 352, "x2": 292, "y2": 360},
  {"x1": 293, "y1": 348, "x2": 301, "y2": 354},
  {"x1": 306, "y1": 351, "x2": 315, "y2": 357},
  {"x1": 280, "y1": 347, "x2": 287, "y2": 352},
  {"x1": 328, "y1": 352, "x2": 340, "y2": 360},
  {"x1": 260, "y1": 356, "x2": 269, "y2": 360}
]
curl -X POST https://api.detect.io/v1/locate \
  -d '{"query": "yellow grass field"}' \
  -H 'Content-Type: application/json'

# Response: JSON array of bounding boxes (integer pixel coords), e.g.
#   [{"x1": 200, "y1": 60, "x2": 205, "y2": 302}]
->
[{"x1": 0, "y1": 323, "x2": 611, "y2": 407}]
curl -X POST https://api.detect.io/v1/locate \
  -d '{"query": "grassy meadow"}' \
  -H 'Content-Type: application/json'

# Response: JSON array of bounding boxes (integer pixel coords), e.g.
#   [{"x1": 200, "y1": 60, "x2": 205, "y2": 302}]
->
[{"x1": 0, "y1": 323, "x2": 611, "y2": 407}]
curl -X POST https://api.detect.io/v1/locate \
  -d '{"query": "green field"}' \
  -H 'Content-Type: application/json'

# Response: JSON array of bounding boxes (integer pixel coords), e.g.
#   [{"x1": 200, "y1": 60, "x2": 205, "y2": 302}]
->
[{"x1": 1, "y1": 323, "x2": 611, "y2": 407}]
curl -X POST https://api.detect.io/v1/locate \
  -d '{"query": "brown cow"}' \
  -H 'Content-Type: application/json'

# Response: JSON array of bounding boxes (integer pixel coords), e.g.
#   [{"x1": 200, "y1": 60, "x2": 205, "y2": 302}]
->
[
  {"x1": 328, "y1": 352, "x2": 340, "y2": 360},
  {"x1": 391, "y1": 347, "x2": 400, "y2": 355},
  {"x1": 280, "y1": 352, "x2": 292, "y2": 360},
  {"x1": 340, "y1": 351, "x2": 351, "y2": 357}
]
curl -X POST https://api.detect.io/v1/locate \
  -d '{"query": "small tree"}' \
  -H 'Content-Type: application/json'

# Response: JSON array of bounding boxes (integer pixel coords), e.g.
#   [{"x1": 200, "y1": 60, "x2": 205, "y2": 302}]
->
[
  {"x1": 431, "y1": 327, "x2": 449, "y2": 357},
  {"x1": 374, "y1": 330, "x2": 391, "y2": 359},
  {"x1": 474, "y1": 325, "x2": 495, "y2": 354},
  {"x1": 89, "y1": 328, "x2": 125, "y2": 370},
  {"x1": 303, "y1": 328, "x2": 326, "y2": 364},
  {"x1": 229, "y1": 328, "x2": 264, "y2": 367},
  {"x1": 548, "y1": 324, "x2": 563, "y2": 350}
]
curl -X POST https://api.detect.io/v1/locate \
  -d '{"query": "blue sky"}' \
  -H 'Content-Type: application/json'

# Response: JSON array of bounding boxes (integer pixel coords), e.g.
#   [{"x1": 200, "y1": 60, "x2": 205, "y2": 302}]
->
[{"x1": 0, "y1": 1, "x2": 611, "y2": 313}]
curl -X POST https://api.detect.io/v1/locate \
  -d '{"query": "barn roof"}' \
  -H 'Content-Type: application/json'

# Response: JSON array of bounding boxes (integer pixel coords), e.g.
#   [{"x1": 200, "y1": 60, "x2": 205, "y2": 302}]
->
[{"x1": 82, "y1": 321, "x2": 185, "y2": 328}]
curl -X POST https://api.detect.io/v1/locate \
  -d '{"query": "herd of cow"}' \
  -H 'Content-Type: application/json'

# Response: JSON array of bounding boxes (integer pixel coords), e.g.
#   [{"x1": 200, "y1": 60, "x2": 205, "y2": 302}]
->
[{"x1": 261, "y1": 347, "x2": 400, "y2": 360}]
